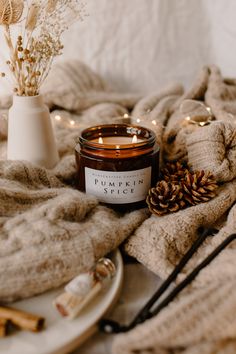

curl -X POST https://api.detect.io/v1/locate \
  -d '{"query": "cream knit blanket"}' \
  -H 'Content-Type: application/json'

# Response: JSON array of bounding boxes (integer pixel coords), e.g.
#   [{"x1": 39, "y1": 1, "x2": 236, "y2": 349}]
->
[{"x1": 1, "y1": 61, "x2": 236, "y2": 354}]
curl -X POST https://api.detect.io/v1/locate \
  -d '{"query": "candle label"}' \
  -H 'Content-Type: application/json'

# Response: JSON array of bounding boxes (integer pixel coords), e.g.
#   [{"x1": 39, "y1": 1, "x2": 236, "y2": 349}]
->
[{"x1": 85, "y1": 167, "x2": 152, "y2": 204}]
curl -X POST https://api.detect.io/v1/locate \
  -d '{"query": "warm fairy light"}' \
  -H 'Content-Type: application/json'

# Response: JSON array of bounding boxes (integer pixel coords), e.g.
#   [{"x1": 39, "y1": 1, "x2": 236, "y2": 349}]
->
[
  {"x1": 206, "y1": 107, "x2": 211, "y2": 113},
  {"x1": 185, "y1": 116, "x2": 210, "y2": 127},
  {"x1": 136, "y1": 118, "x2": 141, "y2": 123},
  {"x1": 98, "y1": 137, "x2": 103, "y2": 144},
  {"x1": 124, "y1": 113, "x2": 129, "y2": 118},
  {"x1": 132, "y1": 135, "x2": 138, "y2": 143},
  {"x1": 70, "y1": 120, "x2": 75, "y2": 126},
  {"x1": 152, "y1": 120, "x2": 157, "y2": 125},
  {"x1": 55, "y1": 115, "x2": 61, "y2": 121}
]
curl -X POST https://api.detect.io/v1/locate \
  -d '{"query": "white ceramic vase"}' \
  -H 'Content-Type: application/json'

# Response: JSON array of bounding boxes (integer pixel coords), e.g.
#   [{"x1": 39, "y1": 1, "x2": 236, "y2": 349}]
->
[{"x1": 7, "y1": 95, "x2": 59, "y2": 169}]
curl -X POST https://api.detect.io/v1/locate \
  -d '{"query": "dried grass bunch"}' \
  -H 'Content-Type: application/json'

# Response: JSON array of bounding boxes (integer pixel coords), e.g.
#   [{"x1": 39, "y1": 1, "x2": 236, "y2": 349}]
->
[{"x1": 0, "y1": 0, "x2": 86, "y2": 96}]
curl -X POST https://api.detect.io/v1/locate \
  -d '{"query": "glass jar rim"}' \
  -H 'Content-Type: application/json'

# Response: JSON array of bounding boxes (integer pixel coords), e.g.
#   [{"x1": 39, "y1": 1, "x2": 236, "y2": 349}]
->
[{"x1": 77, "y1": 123, "x2": 157, "y2": 151}]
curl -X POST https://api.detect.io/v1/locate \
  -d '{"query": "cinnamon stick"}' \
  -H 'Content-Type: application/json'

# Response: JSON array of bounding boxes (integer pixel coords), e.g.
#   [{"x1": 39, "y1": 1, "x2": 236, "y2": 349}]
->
[
  {"x1": 0, "y1": 306, "x2": 45, "y2": 332},
  {"x1": 0, "y1": 318, "x2": 10, "y2": 337}
]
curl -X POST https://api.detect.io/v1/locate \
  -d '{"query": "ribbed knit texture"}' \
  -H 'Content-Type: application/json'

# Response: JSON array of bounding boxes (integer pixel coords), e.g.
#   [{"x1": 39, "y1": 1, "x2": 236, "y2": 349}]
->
[
  {"x1": 0, "y1": 60, "x2": 156, "y2": 302},
  {"x1": 1, "y1": 61, "x2": 236, "y2": 354},
  {"x1": 0, "y1": 156, "x2": 149, "y2": 302},
  {"x1": 114, "y1": 65, "x2": 236, "y2": 354}
]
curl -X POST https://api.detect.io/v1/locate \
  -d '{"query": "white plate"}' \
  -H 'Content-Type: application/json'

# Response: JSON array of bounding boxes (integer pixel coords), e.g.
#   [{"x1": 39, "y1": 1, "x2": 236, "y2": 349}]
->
[{"x1": 0, "y1": 250, "x2": 123, "y2": 354}]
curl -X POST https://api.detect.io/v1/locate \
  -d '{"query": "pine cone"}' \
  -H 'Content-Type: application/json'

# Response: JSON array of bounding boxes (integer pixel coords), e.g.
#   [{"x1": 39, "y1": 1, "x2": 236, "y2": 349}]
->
[
  {"x1": 181, "y1": 170, "x2": 218, "y2": 205},
  {"x1": 161, "y1": 161, "x2": 189, "y2": 183},
  {"x1": 146, "y1": 180, "x2": 186, "y2": 216}
]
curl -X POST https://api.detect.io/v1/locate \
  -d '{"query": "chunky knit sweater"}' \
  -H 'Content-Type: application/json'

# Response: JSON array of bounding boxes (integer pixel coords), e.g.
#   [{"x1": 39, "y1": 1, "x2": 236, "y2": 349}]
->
[{"x1": 1, "y1": 61, "x2": 236, "y2": 354}]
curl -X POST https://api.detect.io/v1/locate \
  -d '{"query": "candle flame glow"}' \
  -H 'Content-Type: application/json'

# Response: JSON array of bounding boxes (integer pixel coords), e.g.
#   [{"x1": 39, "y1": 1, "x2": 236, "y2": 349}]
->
[
  {"x1": 98, "y1": 137, "x2": 103, "y2": 144},
  {"x1": 132, "y1": 135, "x2": 138, "y2": 143}
]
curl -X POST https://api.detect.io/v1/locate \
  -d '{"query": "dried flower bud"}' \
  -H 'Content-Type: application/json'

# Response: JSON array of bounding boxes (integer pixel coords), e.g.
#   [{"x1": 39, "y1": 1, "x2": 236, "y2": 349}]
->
[
  {"x1": 0, "y1": 0, "x2": 24, "y2": 25},
  {"x1": 25, "y1": 3, "x2": 39, "y2": 31},
  {"x1": 17, "y1": 36, "x2": 22, "y2": 44},
  {"x1": 46, "y1": 0, "x2": 58, "y2": 13},
  {"x1": 1, "y1": 0, "x2": 86, "y2": 96}
]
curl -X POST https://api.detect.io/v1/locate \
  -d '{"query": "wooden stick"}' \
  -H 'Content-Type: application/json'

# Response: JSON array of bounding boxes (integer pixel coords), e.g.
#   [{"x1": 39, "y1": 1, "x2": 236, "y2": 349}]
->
[
  {"x1": 0, "y1": 318, "x2": 10, "y2": 337},
  {"x1": 0, "y1": 306, "x2": 45, "y2": 332}
]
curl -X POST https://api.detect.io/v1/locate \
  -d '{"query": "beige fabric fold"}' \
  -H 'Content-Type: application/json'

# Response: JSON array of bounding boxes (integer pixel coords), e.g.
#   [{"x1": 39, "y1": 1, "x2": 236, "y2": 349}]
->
[
  {"x1": 163, "y1": 66, "x2": 210, "y2": 161},
  {"x1": 113, "y1": 203, "x2": 236, "y2": 354},
  {"x1": 0, "y1": 60, "x2": 155, "y2": 302},
  {"x1": 0, "y1": 160, "x2": 148, "y2": 302},
  {"x1": 125, "y1": 179, "x2": 236, "y2": 278},
  {"x1": 205, "y1": 65, "x2": 236, "y2": 124},
  {"x1": 125, "y1": 66, "x2": 236, "y2": 279},
  {"x1": 163, "y1": 65, "x2": 236, "y2": 162},
  {"x1": 2, "y1": 60, "x2": 236, "y2": 354},
  {"x1": 0, "y1": 60, "x2": 142, "y2": 112},
  {"x1": 187, "y1": 121, "x2": 236, "y2": 183},
  {"x1": 42, "y1": 60, "x2": 142, "y2": 113},
  {"x1": 115, "y1": 66, "x2": 236, "y2": 354},
  {"x1": 131, "y1": 84, "x2": 183, "y2": 150}
]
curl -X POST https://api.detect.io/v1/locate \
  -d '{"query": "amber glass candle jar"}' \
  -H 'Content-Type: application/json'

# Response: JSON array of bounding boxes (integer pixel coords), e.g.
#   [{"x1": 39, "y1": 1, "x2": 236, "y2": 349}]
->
[{"x1": 75, "y1": 124, "x2": 159, "y2": 209}]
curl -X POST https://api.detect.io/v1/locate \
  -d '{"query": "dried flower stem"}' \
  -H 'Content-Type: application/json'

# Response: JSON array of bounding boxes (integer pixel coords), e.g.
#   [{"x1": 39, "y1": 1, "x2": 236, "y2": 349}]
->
[{"x1": 0, "y1": 0, "x2": 87, "y2": 96}]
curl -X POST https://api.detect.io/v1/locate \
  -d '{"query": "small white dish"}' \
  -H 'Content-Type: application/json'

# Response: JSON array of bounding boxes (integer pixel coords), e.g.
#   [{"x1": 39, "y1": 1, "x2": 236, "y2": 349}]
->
[{"x1": 0, "y1": 250, "x2": 123, "y2": 354}]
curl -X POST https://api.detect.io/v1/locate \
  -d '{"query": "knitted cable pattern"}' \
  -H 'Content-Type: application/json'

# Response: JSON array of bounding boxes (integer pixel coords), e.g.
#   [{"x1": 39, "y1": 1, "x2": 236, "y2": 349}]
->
[
  {"x1": 1, "y1": 60, "x2": 236, "y2": 354},
  {"x1": 114, "y1": 65, "x2": 236, "y2": 354}
]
